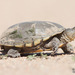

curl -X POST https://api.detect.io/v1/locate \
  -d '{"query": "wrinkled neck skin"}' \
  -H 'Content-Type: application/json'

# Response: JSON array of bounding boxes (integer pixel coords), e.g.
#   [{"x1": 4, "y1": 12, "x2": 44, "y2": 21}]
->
[{"x1": 60, "y1": 28, "x2": 75, "y2": 44}]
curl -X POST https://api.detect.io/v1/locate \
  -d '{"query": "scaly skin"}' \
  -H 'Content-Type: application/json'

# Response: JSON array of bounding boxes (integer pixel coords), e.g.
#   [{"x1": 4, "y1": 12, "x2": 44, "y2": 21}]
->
[{"x1": 44, "y1": 27, "x2": 75, "y2": 55}]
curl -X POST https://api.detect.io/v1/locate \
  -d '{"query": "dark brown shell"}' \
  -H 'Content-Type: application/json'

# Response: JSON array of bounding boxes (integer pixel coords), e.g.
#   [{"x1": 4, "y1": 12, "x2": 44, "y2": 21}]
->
[{"x1": 0, "y1": 21, "x2": 65, "y2": 47}]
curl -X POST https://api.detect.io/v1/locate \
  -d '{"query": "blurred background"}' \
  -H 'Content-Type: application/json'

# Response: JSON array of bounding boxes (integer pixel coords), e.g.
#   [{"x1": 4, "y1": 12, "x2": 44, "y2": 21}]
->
[{"x1": 0, "y1": 0, "x2": 75, "y2": 35}]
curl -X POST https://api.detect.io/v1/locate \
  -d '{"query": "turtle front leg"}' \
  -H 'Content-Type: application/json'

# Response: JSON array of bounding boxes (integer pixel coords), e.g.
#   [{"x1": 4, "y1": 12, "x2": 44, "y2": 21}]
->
[
  {"x1": 7, "y1": 49, "x2": 21, "y2": 58},
  {"x1": 45, "y1": 37, "x2": 60, "y2": 56},
  {"x1": 61, "y1": 43, "x2": 74, "y2": 54}
]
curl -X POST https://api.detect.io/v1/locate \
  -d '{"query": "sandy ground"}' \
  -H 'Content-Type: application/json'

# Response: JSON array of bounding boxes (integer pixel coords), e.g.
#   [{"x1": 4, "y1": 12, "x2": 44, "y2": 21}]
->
[
  {"x1": 0, "y1": 50, "x2": 75, "y2": 75},
  {"x1": 0, "y1": 0, "x2": 75, "y2": 75}
]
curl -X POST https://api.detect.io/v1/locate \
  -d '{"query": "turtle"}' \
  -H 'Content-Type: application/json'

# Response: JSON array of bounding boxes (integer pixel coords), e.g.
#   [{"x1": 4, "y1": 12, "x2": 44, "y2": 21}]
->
[{"x1": 0, "y1": 21, "x2": 75, "y2": 58}]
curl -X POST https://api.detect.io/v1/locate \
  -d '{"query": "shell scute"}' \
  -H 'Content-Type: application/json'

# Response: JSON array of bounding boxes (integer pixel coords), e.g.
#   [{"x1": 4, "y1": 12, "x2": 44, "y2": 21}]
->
[{"x1": 0, "y1": 21, "x2": 65, "y2": 47}]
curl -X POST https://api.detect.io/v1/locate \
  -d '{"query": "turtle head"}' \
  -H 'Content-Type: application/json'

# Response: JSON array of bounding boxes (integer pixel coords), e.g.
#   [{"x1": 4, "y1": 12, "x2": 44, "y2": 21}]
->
[
  {"x1": 73, "y1": 27, "x2": 75, "y2": 30},
  {"x1": 72, "y1": 27, "x2": 75, "y2": 39},
  {"x1": 65, "y1": 27, "x2": 75, "y2": 41},
  {"x1": 69, "y1": 27, "x2": 75, "y2": 41}
]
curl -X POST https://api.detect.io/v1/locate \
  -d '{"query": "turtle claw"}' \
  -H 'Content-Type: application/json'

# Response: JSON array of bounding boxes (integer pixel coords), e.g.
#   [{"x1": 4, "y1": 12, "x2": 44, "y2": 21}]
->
[{"x1": 7, "y1": 53, "x2": 20, "y2": 58}]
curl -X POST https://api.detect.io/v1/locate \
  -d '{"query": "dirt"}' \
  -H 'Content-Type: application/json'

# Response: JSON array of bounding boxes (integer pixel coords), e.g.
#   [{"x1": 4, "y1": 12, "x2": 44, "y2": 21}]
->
[{"x1": 0, "y1": 48, "x2": 75, "y2": 75}]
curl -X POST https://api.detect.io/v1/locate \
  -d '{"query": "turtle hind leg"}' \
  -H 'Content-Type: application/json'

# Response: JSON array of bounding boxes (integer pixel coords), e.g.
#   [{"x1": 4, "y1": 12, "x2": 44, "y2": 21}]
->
[
  {"x1": 61, "y1": 43, "x2": 74, "y2": 54},
  {"x1": 7, "y1": 49, "x2": 21, "y2": 58}
]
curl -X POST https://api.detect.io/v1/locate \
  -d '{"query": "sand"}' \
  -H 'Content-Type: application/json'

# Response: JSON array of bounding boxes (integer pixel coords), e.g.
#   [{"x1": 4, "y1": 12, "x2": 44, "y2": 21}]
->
[{"x1": 0, "y1": 0, "x2": 75, "y2": 75}]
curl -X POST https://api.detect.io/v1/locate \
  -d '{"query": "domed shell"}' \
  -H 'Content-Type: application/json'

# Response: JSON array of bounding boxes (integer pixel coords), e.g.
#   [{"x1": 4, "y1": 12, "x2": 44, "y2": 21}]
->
[{"x1": 0, "y1": 21, "x2": 65, "y2": 47}]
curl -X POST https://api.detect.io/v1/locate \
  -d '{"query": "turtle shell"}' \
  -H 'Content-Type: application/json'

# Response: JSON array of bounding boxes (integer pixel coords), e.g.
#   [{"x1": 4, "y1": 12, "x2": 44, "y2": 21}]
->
[{"x1": 0, "y1": 21, "x2": 65, "y2": 47}]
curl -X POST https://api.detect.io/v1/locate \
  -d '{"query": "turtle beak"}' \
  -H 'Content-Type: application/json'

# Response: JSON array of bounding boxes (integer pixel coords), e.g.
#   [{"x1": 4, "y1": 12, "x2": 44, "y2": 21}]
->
[{"x1": 73, "y1": 27, "x2": 75, "y2": 30}]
